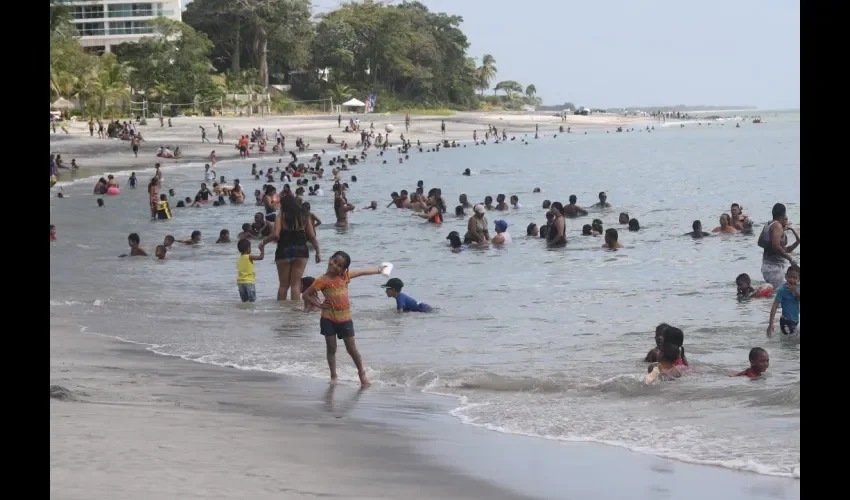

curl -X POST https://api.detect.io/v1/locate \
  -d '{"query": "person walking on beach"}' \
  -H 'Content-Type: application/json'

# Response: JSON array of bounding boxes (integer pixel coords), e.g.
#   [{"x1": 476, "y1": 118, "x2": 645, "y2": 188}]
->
[
  {"x1": 302, "y1": 252, "x2": 387, "y2": 386},
  {"x1": 217, "y1": 125, "x2": 224, "y2": 144},
  {"x1": 88, "y1": 119, "x2": 94, "y2": 137},
  {"x1": 200, "y1": 126, "x2": 210, "y2": 143},
  {"x1": 131, "y1": 135, "x2": 140, "y2": 158},
  {"x1": 338, "y1": 114, "x2": 342, "y2": 128},
  {"x1": 405, "y1": 113, "x2": 411, "y2": 132},
  {"x1": 759, "y1": 203, "x2": 799, "y2": 288},
  {"x1": 441, "y1": 120, "x2": 446, "y2": 135}
]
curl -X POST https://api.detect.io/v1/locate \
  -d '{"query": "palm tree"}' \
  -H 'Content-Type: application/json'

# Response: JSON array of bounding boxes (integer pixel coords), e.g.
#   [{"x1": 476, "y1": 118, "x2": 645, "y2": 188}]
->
[
  {"x1": 525, "y1": 84, "x2": 537, "y2": 99},
  {"x1": 328, "y1": 83, "x2": 355, "y2": 104},
  {"x1": 96, "y1": 53, "x2": 132, "y2": 119},
  {"x1": 74, "y1": 69, "x2": 101, "y2": 120},
  {"x1": 476, "y1": 54, "x2": 497, "y2": 96},
  {"x1": 148, "y1": 80, "x2": 174, "y2": 117}
]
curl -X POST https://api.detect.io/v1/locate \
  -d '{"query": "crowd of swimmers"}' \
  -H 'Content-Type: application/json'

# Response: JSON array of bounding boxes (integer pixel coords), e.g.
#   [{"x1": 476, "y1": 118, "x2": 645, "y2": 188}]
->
[{"x1": 51, "y1": 118, "x2": 799, "y2": 387}]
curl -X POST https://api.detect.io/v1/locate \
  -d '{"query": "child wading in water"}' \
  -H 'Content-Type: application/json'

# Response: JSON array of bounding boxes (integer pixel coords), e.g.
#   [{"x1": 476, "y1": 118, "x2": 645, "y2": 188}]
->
[
  {"x1": 736, "y1": 273, "x2": 773, "y2": 299},
  {"x1": 236, "y1": 239, "x2": 264, "y2": 302},
  {"x1": 302, "y1": 251, "x2": 387, "y2": 386},
  {"x1": 735, "y1": 347, "x2": 769, "y2": 377},
  {"x1": 767, "y1": 265, "x2": 800, "y2": 337}
]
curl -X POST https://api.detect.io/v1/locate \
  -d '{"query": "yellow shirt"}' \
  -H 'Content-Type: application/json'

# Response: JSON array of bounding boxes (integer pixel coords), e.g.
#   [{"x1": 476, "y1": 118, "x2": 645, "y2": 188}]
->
[{"x1": 236, "y1": 254, "x2": 255, "y2": 284}]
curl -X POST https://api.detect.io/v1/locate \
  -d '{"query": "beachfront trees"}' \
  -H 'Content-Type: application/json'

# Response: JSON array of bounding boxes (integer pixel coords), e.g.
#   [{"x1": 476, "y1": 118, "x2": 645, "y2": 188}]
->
[
  {"x1": 495, "y1": 80, "x2": 524, "y2": 99},
  {"x1": 113, "y1": 18, "x2": 217, "y2": 107},
  {"x1": 476, "y1": 54, "x2": 498, "y2": 96},
  {"x1": 183, "y1": 0, "x2": 313, "y2": 89},
  {"x1": 525, "y1": 84, "x2": 537, "y2": 99},
  {"x1": 307, "y1": 1, "x2": 478, "y2": 109},
  {"x1": 95, "y1": 54, "x2": 132, "y2": 120}
]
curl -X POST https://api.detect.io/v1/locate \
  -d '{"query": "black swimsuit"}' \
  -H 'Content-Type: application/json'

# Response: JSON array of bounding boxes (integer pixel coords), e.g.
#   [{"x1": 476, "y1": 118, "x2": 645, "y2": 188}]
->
[
  {"x1": 547, "y1": 217, "x2": 566, "y2": 247},
  {"x1": 275, "y1": 217, "x2": 309, "y2": 261}
]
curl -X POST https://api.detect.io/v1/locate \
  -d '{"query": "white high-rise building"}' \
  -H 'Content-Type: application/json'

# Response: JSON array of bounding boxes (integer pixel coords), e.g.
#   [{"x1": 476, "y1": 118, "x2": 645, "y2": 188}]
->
[{"x1": 58, "y1": 1, "x2": 183, "y2": 54}]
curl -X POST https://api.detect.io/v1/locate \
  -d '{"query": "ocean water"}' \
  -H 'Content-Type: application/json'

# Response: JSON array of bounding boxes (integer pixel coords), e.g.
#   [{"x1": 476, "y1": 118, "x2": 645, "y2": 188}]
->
[{"x1": 49, "y1": 112, "x2": 800, "y2": 478}]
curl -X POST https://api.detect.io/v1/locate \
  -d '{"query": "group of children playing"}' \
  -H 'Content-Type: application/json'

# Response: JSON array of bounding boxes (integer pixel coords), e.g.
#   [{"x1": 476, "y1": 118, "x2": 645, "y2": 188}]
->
[
  {"x1": 236, "y1": 240, "x2": 432, "y2": 386},
  {"x1": 644, "y1": 264, "x2": 799, "y2": 383},
  {"x1": 736, "y1": 265, "x2": 801, "y2": 337}
]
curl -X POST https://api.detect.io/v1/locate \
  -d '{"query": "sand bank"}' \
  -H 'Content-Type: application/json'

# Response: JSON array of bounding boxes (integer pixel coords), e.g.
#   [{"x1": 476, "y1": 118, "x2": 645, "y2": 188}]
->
[{"x1": 50, "y1": 320, "x2": 799, "y2": 500}]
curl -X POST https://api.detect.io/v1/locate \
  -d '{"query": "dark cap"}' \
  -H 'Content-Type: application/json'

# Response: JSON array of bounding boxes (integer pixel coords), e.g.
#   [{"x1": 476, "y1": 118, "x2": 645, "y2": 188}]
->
[{"x1": 381, "y1": 278, "x2": 404, "y2": 290}]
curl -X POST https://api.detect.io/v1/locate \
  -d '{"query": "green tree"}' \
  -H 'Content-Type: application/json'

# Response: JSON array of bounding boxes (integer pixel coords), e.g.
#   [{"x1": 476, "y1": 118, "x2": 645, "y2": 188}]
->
[
  {"x1": 495, "y1": 80, "x2": 523, "y2": 98},
  {"x1": 476, "y1": 54, "x2": 497, "y2": 96},
  {"x1": 95, "y1": 53, "x2": 132, "y2": 119},
  {"x1": 114, "y1": 18, "x2": 216, "y2": 105},
  {"x1": 525, "y1": 84, "x2": 537, "y2": 99},
  {"x1": 185, "y1": 0, "x2": 313, "y2": 87}
]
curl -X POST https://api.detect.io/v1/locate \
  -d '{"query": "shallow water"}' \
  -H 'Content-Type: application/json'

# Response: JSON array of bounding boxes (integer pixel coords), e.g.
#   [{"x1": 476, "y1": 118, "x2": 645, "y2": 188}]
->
[{"x1": 50, "y1": 113, "x2": 800, "y2": 478}]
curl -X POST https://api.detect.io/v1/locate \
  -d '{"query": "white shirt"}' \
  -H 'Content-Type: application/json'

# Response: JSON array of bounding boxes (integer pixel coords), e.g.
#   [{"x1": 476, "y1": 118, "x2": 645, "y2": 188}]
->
[
  {"x1": 495, "y1": 232, "x2": 512, "y2": 244},
  {"x1": 314, "y1": 188, "x2": 324, "y2": 196},
  {"x1": 205, "y1": 170, "x2": 215, "y2": 182}
]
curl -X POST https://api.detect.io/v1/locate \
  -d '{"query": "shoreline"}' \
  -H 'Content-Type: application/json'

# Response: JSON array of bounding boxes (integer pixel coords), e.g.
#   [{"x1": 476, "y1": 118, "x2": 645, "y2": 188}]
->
[
  {"x1": 50, "y1": 319, "x2": 800, "y2": 500},
  {"x1": 49, "y1": 112, "x2": 652, "y2": 184}
]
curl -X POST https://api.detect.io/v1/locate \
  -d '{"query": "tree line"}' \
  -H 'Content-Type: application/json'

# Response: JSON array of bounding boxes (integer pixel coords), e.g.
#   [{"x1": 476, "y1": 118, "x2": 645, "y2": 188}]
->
[{"x1": 49, "y1": 0, "x2": 542, "y2": 118}]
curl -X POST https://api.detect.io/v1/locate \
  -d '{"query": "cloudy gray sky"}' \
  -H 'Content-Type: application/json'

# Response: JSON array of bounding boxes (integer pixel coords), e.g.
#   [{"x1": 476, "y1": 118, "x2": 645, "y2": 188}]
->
[{"x1": 185, "y1": 0, "x2": 800, "y2": 109}]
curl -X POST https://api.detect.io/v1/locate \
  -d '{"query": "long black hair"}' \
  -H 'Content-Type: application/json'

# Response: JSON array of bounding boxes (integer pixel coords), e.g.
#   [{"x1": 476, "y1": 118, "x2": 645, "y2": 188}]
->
[{"x1": 279, "y1": 193, "x2": 305, "y2": 229}]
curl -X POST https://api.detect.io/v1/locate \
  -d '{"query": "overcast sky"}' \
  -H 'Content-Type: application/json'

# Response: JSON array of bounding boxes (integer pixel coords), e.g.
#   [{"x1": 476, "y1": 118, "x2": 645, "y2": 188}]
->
[{"x1": 185, "y1": 0, "x2": 800, "y2": 109}]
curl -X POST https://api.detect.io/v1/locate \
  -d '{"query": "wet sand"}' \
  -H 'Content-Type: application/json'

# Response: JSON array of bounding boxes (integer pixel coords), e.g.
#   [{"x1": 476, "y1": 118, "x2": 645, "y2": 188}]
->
[{"x1": 50, "y1": 321, "x2": 800, "y2": 500}]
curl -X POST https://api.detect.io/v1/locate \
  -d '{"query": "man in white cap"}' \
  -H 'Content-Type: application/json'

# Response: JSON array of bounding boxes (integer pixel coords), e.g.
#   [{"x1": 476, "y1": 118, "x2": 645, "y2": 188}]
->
[{"x1": 465, "y1": 204, "x2": 490, "y2": 244}]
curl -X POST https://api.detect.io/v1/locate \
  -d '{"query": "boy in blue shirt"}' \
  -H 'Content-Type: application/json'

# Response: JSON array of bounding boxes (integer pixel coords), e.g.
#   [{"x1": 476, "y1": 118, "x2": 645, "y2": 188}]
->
[
  {"x1": 381, "y1": 278, "x2": 432, "y2": 313},
  {"x1": 767, "y1": 265, "x2": 800, "y2": 337}
]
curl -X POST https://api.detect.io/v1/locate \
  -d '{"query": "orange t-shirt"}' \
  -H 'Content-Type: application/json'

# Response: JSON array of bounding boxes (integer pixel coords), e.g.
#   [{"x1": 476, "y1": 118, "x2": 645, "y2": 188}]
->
[{"x1": 312, "y1": 272, "x2": 352, "y2": 323}]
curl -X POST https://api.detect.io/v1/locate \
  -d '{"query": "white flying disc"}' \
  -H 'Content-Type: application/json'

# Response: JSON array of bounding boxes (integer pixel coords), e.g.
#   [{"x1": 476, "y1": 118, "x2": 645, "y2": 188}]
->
[{"x1": 381, "y1": 263, "x2": 393, "y2": 276}]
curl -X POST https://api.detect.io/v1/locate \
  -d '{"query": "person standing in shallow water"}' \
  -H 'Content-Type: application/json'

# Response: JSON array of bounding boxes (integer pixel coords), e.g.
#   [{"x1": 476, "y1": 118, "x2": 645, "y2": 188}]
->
[
  {"x1": 759, "y1": 203, "x2": 799, "y2": 288},
  {"x1": 262, "y1": 195, "x2": 321, "y2": 301},
  {"x1": 302, "y1": 252, "x2": 387, "y2": 386},
  {"x1": 465, "y1": 204, "x2": 490, "y2": 244},
  {"x1": 547, "y1": 202, "x2": 567, "y2": 247}
]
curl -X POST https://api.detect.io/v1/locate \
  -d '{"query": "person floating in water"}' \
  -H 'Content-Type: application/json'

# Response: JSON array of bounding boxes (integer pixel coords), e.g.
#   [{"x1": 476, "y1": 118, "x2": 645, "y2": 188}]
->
[
  {"x1": 602, "y1": 228, "x2": 623, "y2": 249},
  {"x1": 767, "y1": 265, "x2": 800, "y2": 337},
  {"x1": 593, "y1": 191, "x2": 611, "y2": 209},
  {"x1": 177, "y1": 231, "x2": 202, "y2": 245},
  {"x1": 686, "y1": 220, "x2": 711, "y2": 239},
  {"x1": 736, "y1": 273, "x2": 773, "y2": 299},
  {"x1": 127, "y1": 233, "x2": 147, "y2": 257},
  {"x1": 154, "y1": 245, "x2": 167, "y2": 260},
  {"x1": 381, "y1": 278, "x2": 432, "y2": 313},
  {"x1": 735, "y1": 347, "x2": 769, "y2": 378}
]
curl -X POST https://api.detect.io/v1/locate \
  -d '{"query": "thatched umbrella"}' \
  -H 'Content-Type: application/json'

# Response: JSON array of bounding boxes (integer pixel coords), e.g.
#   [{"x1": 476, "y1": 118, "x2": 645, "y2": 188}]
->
[{"x1": 52, "y1": 97, "x2": 75, "y2": 110}]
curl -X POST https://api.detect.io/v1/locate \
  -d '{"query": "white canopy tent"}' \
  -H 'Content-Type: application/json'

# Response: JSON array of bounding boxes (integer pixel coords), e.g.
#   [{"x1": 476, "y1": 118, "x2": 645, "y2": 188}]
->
[{"x1": 342, "y1": 98, "x2": 366, "y2": 108}]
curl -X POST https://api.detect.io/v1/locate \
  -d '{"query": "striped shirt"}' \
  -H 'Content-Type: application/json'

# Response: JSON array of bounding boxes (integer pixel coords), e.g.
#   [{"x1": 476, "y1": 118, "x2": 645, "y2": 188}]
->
[{"x1": 313, "y1": 272, "x2": 351, "y2": 323}]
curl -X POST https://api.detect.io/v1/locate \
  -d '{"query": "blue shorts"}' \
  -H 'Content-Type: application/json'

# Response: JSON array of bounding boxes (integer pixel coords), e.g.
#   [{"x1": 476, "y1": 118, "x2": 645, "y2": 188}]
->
[{"x1": 238, "y1": 283, "x2": 256, "y2": 302}]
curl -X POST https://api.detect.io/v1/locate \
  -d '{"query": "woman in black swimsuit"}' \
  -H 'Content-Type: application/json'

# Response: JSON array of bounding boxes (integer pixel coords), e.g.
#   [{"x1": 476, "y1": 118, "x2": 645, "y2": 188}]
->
[
  {"x1": 261, "y1": 195, "x2": 320, "y2": 301},
  {"x1": 547, "y1": 202, "x2": 567, "y2": 247}
]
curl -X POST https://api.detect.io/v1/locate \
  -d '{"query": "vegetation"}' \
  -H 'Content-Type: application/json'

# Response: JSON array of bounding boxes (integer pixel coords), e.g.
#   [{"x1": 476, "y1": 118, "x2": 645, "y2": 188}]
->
[{"x1": 49, "y1": 0, "x2": 544, "y2": 116}]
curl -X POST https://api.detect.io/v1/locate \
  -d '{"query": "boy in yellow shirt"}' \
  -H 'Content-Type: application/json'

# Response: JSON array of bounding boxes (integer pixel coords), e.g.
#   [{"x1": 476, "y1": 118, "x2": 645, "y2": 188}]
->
[{"x1": 236, "y1": 239, "x2": 264, "y2": 302}]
